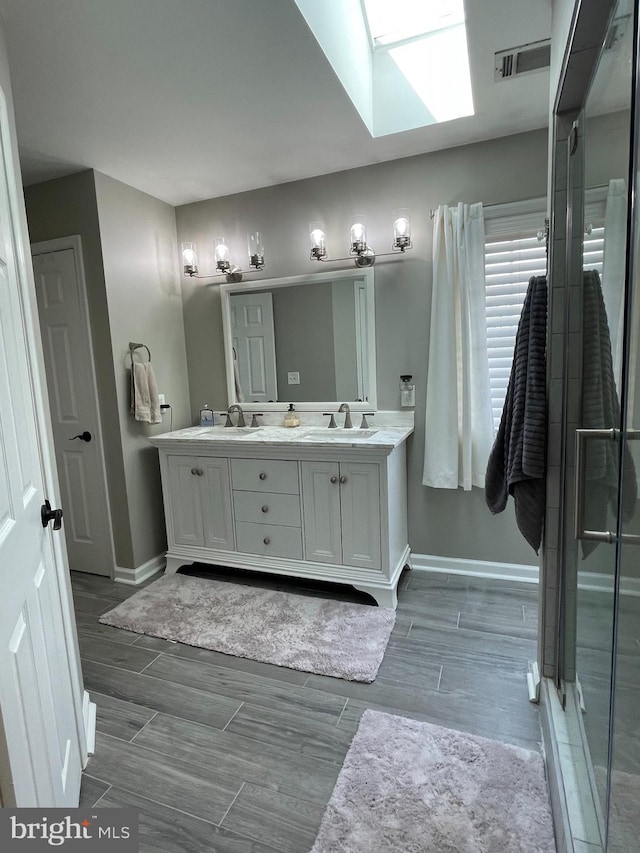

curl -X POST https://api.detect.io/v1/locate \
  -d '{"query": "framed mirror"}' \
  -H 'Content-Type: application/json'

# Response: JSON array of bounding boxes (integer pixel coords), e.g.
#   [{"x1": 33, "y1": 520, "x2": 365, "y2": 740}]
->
[{"x1": 220, "y1": 268, "x2": 376, "y2": 410}]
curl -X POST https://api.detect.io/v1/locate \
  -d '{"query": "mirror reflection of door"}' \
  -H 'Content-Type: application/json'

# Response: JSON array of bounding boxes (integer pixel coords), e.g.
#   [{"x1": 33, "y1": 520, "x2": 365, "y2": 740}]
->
[{"x1": 230, "y1": 292, "x2": 278, "y2": 403}]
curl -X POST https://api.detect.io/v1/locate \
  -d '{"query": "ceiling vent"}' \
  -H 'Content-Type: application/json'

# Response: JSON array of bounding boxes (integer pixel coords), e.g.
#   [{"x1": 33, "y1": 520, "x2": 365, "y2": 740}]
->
[{"x1": 494, "y1": 39, "x2": 551, "y2": 82}]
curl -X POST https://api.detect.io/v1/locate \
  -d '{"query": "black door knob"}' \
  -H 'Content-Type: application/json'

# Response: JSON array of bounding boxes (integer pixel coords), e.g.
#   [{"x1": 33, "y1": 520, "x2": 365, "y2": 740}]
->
[
  {"x1": 41, "y1": 500, "x2": 63, "y2": 530},
  {"x1": 69, "y1": 431, "x2": 92, "y2": 442}
]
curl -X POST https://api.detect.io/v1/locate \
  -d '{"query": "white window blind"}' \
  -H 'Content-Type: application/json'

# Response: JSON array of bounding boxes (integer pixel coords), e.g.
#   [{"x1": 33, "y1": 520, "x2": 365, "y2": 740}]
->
[
  {"x1": 583, "y1": 188, "x2": 605, "y2": 275},
  {"x1": 483, "y1": 199, "x2": 547, "y2": 432},
  {"x1": 483, "y1": 192, "x2": 605, "y2": 433}
]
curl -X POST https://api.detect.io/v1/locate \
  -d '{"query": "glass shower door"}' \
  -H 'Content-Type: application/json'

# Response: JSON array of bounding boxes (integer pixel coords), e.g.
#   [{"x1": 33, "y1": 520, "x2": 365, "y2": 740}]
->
[
  {"x1": 608, "y1": 88, "x2": 640, "y2": 853},
  {"x1": 572, "y1": 0, "x2": 635, "y2": 840}
]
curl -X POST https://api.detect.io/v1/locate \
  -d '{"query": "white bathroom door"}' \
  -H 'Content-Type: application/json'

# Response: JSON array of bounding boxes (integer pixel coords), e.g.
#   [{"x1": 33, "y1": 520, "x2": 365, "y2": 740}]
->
[
  {"x1": 32, "y1": 241, "x2": 114, "y2": 576},
  {"x1": 0, "y1": 84, "x2": 87, "y2": 806},
  {"x1": 230, "y1": 291, "x2": 278, "y2": 402}
]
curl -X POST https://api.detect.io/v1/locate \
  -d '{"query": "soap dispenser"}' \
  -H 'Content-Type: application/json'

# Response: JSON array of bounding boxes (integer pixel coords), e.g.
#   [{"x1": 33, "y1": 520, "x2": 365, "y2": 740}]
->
[
  {"x1": 400, "y1": 376, "x2": 415, "y2": 408},
  {"x1": 284, "y1": 403, "x2": 300, "y2": 427},
  {"x1": 199, "y1": 404, "x2": 214, "y2": 426}
]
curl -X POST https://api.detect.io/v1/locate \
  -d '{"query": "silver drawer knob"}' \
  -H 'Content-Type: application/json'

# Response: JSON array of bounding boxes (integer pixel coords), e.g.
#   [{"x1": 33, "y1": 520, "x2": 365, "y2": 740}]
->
[
  {"x1": 263, "y1": 537, "x2": 270, "y2": 545},
  {"x1": 261, "y1": 505, "x2": 269, "y2": 513},
  {"x1": 191, "y1": 468, "x2": 197, "y2": 475},
  {"x1": 259, "y1": 472, "x2": 267, "y2": 480},
  {"x1": 330, "y1": 476, "x2": 338, "y2": 484},
  {"x1": 339, "y1": 475, "x2": 347, "y2": 484}
]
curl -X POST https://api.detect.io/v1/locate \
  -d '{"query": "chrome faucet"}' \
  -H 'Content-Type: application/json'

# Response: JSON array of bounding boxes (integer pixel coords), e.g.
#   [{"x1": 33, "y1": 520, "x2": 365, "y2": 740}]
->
[
  {"x1": 227, "y1": 404, "x2": 246, "y2": 427},
  {"x1": 338, "y1": 402, "x2": 353, "y2": 429}
]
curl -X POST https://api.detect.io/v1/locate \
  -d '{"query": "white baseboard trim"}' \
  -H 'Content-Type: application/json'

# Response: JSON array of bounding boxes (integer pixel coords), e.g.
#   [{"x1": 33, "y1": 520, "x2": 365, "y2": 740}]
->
[
  {"x1": 82, "y1": 690, "x2": 96, "y2": 766},
  {"x1": 578, "y1": 571, "x2": 640, "y2": 597},
  {"x1": 411, "y1": 553, "x2": 539, "y2": 584},
  {"x1": 114, "y1": 553, "x2": 165, "y2": 586}
]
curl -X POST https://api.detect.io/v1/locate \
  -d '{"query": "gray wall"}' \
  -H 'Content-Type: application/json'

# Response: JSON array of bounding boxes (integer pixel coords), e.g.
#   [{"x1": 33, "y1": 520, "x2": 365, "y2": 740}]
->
[
  {"x1": 332, "y1": 280, "x2": 358, "y2": 401},
  {"x1": 93, "y1": 171, "x2": 190, "y2": 568},
  {"x1": 272, "y1": 282, "x2": 336, "y2": 403},
  {"x1": 176, "y1": 129, "x2": 549, "y2": 565}
]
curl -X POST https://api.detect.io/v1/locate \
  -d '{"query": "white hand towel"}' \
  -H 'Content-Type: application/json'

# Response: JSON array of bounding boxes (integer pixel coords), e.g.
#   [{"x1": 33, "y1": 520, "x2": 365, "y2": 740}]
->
[
  {"x1": 146, "y1": 362, "x2": 162, "y2": 424},
  {"x1": 131, "y1": 362, "x2": 162, "y2": 424}
]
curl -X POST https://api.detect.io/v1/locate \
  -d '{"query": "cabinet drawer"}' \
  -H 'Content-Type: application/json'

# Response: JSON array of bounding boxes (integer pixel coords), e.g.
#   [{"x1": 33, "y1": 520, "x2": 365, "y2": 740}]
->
[
  {"x1": 236, "y1": 522, "x2": 302, "y2": 559},
  {"x1": 233, "y1": 490, "x2": 301, "y2": 527},
  {"x1": 231, "y1": 458, "x2": 299, "y2": 494}
]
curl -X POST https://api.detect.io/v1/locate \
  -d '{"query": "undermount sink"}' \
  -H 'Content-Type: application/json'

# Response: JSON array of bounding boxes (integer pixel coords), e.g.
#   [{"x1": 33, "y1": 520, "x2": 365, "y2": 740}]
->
[
  {"x1": 299, "y1": 428, "x2": 379, "y2": 440},
  {"x1": 191, "y1": 426, "x2": 261, "y2": 435},
  {"x1": 186, "y1": 425, "x2": 383, "y2": 442}
]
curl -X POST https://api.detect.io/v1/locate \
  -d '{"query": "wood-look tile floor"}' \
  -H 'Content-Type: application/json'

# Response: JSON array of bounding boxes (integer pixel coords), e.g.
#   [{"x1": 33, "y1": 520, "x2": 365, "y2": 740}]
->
[{"x1": 75, "y1": 566, "x2": 542, "y2": 853}]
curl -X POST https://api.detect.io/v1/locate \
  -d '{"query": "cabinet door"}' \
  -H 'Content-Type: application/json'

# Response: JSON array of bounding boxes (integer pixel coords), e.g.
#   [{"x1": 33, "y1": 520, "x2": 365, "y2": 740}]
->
[
  {"x1": 301, "y1": 460, "x2": 342, "y2": 563},
  {"x1": 167, "y1": 455, "x2": 204, "y2": 547},
  {"x1": 339, "y1": 462, "x2": 381, "y2": 569},
  {"x1": 199, "y1": 457, "x2": 235, "y2": 551}
]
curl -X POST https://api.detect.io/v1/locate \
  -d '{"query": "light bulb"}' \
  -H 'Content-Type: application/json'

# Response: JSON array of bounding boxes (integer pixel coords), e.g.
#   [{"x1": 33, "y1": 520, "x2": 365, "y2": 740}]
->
[
  {"x1": 181, "y1": 242, "x2": 198, "y2": 275},
  {"x1": 350, "y1": 217, "x2": 367, "y2": 254},
  {"x1": 309, "y1": 222, "x2": 327, "y2": 260},
  {"x1": 393, "y1": 209, "x2": 412, "y2": 251},
  {"x1": 214, "y1": 237, "x2": 231, "y2": 272}
]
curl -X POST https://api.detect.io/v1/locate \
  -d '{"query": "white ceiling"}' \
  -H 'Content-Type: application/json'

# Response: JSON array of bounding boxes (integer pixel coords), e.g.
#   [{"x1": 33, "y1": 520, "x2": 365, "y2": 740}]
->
[{"x1": 0, "y1": 0, "x2": 552, "y2": 206}]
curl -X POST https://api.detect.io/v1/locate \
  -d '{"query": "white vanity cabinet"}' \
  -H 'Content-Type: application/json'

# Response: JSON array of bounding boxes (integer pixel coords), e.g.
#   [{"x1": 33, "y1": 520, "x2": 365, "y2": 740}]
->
[
  {"x1": 301, "y1": 460, "x2": 381, "y2": 570},
  {"x1": 165, "y1": 455, "x2": 235, "y2": 551},
  {"x1": 152, "y1": 428, "x2": 412, "y2": 608}
]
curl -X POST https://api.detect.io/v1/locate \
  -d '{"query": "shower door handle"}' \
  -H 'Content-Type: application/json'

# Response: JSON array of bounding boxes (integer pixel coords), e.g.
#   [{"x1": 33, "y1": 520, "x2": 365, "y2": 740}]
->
[
  {"x1": 575, "y1": 428, "x2": 640, "y2": 545},
  {"x1": 574, "y1": 429, "x2": 617, "y2": 544}
]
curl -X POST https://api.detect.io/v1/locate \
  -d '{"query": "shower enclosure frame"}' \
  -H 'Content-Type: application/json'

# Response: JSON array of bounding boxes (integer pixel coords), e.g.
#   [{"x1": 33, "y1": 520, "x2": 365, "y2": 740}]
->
[{"x1": 542, "y1": 0, "x2": 640, "y2": 850}]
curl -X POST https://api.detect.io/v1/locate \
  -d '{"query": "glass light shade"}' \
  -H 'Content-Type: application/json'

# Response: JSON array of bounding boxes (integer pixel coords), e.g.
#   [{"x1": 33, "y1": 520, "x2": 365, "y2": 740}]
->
[
  {"x1": 214, "y1": 237, "x2": 231, "y2": 272},
  {"x1": 247, "y1": 231, "x2": 265, "y2": 268},
  {"x1": 393, "y1": 209, "x2": 412, "y2": 250},
  {"x1": 309, "y1": 221, "x2": 327, "y2": 260},
  {"x1": 350, "y1": 216, "x2": 367, "y2": 254},
  {"x1": 181, "y1": 241, "x2": 198, "y2": 275}
]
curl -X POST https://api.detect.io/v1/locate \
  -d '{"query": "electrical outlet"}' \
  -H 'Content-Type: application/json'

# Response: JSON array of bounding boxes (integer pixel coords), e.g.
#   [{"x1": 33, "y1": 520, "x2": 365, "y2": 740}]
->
[
  {"x1": 287, "y1": 372, "x2": 300, "y2": 385},
  {"x1": 158, "y1": 393, "x2": 166, "y2": 405}
]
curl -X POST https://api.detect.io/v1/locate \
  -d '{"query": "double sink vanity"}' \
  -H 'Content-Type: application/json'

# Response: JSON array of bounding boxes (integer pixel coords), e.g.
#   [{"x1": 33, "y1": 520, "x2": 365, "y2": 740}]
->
[
  {"x1": 150, "y1": 420, "x2": 412, "y2": 608},
  {"x1": 151, "y1": 266, "x2": 412, "y2": 608}
]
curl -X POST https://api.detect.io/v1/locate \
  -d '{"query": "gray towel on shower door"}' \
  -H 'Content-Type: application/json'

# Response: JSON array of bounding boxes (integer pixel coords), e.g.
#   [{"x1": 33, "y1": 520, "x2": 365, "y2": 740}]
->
[
  {"x1": 485, "y1": 275, "x2": 547, "y2": 552},
  {"x1": 581, "y1": 269, "x2": 636, "y2": 557}
]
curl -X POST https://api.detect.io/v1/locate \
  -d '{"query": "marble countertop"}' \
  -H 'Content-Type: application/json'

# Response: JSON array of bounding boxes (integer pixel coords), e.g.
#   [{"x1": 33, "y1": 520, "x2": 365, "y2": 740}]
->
[{"x1": 150, "y1": 423, "x2": 413, "y2": 450}]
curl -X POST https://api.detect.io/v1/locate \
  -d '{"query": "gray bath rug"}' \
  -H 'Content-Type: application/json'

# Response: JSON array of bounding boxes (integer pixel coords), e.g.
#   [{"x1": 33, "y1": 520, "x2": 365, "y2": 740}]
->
[
  {"x1": 98, "y1": 573, "x2": 395, "y2": 682},
  {"x1": 595, "y1": 765, "x2": 640, "y2": 852},
  {"x1": 310, "y1": 709, "x2": 556, "y2": 853}
]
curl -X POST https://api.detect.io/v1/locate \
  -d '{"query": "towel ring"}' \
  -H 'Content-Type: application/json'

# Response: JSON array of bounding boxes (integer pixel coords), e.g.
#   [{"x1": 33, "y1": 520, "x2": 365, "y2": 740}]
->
[{"x1": 128, "y1": 341, "x2": 151, "y2": 363}]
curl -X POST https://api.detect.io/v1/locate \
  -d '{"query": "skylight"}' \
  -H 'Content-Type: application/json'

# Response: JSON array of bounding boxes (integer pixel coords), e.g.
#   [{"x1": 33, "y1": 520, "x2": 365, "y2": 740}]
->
[
  {"x1": 363, "y1": 0, "x2": 474, "y2": 123},
  {"x1": 363, "y1": 0, "x2": 465, "y2": 46},
  {"x1": 293, "y1": 0, "x2": 475, "y2": 136}
]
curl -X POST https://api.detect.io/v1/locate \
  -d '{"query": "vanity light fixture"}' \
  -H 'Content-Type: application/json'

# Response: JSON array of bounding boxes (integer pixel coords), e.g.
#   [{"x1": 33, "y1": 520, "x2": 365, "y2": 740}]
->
[
  {"x1": 309, "y1": 221, "x2": 327, "y2": 260},
  {"x1": 247, "y1": 231, "x2": 265, "y2": 270},
  {"x1": 214, "y1": 237, "x2": 232, "y2": 273},
  {"x1": 348, "y1": 216, "x2": 376, "y2": 268},
  {"x1": 181, "y1": 233, "x2": 266, "y2": 282},
  {"x1": 392, "y1": 209, "x2": 412, "y2": 251},
  {"x1": 309, "y1": 210, "x2": 413, "y2": 267},
  {"x1": 182, "y1": 242, "x2": 198, "y2": 276}
]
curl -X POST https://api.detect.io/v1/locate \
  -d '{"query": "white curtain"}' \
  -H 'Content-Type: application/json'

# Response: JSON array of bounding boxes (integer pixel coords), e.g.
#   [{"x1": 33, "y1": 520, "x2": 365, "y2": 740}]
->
[
  {"x1": 601, "y1": 178, "x2": 627, "y2": 384},
  {"x1": 422, "y1": 202, "x2": 494, "y2": 490}
]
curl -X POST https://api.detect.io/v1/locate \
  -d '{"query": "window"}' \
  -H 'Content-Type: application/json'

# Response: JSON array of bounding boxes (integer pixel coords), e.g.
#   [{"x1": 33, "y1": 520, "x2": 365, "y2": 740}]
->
[
  {"x1": 484, "y1": 193, "x2": 606, "y2": 432},
  {"x1": 362, "y1": 0, "x2": 474, "y2": 123},
  {"x1": 484, "y1": 201, "x2": 547, "y2": 432}
]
